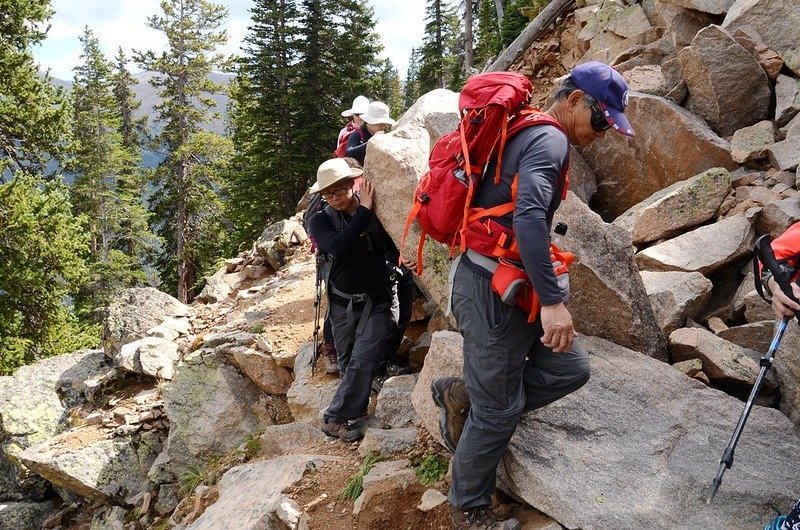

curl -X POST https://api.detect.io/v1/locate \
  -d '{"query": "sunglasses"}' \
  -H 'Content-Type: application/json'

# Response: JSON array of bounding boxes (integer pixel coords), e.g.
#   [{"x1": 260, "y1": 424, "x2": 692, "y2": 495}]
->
[
  {"x1": 321, "y1": 186, "x2": 350, "y2": 200},
  {"x1": 590, "y1": 104, "x2": 612, "y2": 132}
]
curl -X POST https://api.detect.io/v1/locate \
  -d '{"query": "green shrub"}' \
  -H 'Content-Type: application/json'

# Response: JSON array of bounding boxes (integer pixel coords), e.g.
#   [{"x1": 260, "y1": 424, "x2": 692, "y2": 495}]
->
[
  {"x1": 415, "y1": 454, "x2": 449, "y2": 486},
  {"x1": 342, "y1": 452, "x2": 384, "y2": 501}
]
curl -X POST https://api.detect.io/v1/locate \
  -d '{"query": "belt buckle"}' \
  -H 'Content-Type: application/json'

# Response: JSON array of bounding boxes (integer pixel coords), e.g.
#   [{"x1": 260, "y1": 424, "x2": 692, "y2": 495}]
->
[{"x1": 352, "y1": 293, "x2": 368, "y2": 303}]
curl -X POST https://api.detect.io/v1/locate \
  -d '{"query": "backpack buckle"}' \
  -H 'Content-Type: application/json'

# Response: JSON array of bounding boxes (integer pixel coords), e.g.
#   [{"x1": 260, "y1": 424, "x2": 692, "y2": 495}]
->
[{"x1": 351, "y1": 293, "x2": 369, "y2": 304}]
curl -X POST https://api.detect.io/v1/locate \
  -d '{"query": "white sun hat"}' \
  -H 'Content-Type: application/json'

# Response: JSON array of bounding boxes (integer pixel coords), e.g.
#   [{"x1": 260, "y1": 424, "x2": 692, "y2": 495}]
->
[
  {"x1": 310, "y1": 159, "x2": 363, "y2": 194},
  {"x1": 360, "y1": 101, "x2": 396, "y2": 126},
  {"x1": 341, "y1": 95, "x2": 370, "y2": 117}
]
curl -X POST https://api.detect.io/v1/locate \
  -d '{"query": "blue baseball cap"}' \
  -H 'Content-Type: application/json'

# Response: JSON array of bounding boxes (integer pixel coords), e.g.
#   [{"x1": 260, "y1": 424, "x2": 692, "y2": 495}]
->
[{"x1": 570, "y1": 61, "x2": 635, "y2": 137}]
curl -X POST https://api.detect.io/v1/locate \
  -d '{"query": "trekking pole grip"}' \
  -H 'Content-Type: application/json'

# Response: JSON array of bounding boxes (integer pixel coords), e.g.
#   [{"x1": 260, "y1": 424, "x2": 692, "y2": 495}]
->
[{"x1": 755, "y1": 234, "x2": 799, "y2": 304}]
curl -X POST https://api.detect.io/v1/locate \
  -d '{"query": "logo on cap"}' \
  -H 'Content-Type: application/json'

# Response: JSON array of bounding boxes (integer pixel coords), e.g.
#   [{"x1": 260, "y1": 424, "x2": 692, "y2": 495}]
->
[{"x1": 622, "y1": 91, "x2": 629, "y2": 109}]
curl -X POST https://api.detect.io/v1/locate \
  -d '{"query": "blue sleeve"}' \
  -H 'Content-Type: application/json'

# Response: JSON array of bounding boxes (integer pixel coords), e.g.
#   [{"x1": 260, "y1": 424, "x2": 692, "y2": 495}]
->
[
  {"x1": 512, "y1": 127, "x2": 569, "y2": 306},
  {"x1": 345, "y1": 128, "x2": 367, "y2": 162},
  {"x1": 309, "y1": 206, "x2": 373, "y2": 258}
]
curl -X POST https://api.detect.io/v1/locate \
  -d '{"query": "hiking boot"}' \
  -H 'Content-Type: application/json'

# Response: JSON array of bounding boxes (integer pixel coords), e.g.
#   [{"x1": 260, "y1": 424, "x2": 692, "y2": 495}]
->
[
  {"x1": 322, "y1": 343, "x2": 339, "y2": 375},
  {"x1": 450, "y1": 505, "x2": 521, "y2": 530},
  {"x1": 431, "y1": 377, "x2": 470, "y2": 453},
  {"x1": 321, "y1": 418, "x2": 363, "y2": 443}
]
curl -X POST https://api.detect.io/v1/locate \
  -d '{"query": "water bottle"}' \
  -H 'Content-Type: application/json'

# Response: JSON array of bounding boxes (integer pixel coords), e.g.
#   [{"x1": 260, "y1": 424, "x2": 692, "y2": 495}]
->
[{"x1": 552, "y1": 222, "x2": 570, "y2": 303}]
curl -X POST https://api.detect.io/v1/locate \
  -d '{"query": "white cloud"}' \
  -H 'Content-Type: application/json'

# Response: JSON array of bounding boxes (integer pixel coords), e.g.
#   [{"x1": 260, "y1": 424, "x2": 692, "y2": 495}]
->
[{"x1": 34, "y1": 0, "x2": 426, "y2": 81}]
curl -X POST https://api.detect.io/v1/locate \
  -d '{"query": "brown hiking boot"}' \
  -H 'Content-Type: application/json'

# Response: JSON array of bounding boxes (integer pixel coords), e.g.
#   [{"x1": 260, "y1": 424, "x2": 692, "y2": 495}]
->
[
  {"x1": 321, "y1": 417, "x2": 363, "y2": 443},
  {"x1": 322, "y1": 343, "x2": 339, "y2": 374},
  {"x1": 450, "y1": 505, "x2": 521, "y2": 530},
  {"x1": 431, "y1": 377, "x2": 470, "y2": 453}
]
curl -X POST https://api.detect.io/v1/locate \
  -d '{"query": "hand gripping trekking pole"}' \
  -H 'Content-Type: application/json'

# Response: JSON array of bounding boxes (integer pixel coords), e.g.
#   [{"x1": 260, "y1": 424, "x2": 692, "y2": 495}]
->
[{"x1": 706, "y1": 235, "x2": 798, "y2": 503}]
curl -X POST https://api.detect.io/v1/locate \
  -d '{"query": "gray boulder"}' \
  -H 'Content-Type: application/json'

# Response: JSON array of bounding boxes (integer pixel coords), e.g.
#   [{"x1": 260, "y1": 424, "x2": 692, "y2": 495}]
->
[
  {"x1": 678, "y1": 25, "x2": 771, "y2": 137},
  {"x1": 497, "y1": 335, "x2": 799, "y2": 529},
  {"x1": 286, "y1": 342, "x2": 339, "y2": 422},
  {"x1": 640, "y1": 271, "x2": 713, "y2": 334},
  {"x1": 582, "y1": 92, "x2": 735, "y2": 218},
  {"x1": 19, "y1": 430, "x2": 164, "y2": 505},
  {"x1": 669, "y1": 327, "x2": 778, "y2": 393},
  {"x1": 636, "y1": 213, "x2": 755, "y2": 275},
  {"x1": 358, "y1": 427, "x2": 418, "y2": 457},
  {"x1": 775, "y1": 74, "x2": 800, "y2": 128},
  {"x1": 722, "y1": 0, "x2": 800, "y2": 56},
  {"x1": 756, "y1": 197, "x2": 800, "y2": 238},
  {"x1": 660, "y1": 0, "x2": 736, "y2": 14},
  {"x1": 186, "y1": 455, "x2": 338, "y2": 530},
  {"x1": 613, "y1": 167, "x2": 731, "y2": 245},
  {"x1": 730, "y1": 120, "x2": 775, "y2": 164},
  {"x1": 253, "y1": 217, "x2": 306, "y2": 271},
  {"x1": 162, "y1": 348, "x2": 291, "y2": 476},
  {"x1": 116, "y1": 337, "x2": 179, "y2": 380},
  {"x1": 767, "y1": 136, "x2": 800, "y2": 172},
  {"x1": 102, "y1": 287, "x2": 189, "y2": 358},
  {"x1": 717, "y1": 320, "x2": 773, "y2": 352},
  {"x1": 217, "y1": 345, "x2": 293, "y2": 395},
  {"x1": 375, "y1": 374, "x2": 419, "y2": 428},
  {"x1": 393, "y1": 88, "x2": 459, "y2": 149},
  {"x1": 774, "y1": 322, "x2": 800, "y2": 428},
  {"x1": 567, "y1": 148, "x2": 598, "y2": 205},
  {"x1": 555, "y1": 193, "x2": 668, "y2": 360},
  {"x1": 0, "y1": 350, "x2": 107, "y2": 501}
]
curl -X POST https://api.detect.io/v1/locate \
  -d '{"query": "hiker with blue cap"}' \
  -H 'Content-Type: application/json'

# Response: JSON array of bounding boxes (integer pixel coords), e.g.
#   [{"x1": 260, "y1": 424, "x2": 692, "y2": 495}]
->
[{"x1": 430, "y1": 61, "x2": 635, "y2": 530}]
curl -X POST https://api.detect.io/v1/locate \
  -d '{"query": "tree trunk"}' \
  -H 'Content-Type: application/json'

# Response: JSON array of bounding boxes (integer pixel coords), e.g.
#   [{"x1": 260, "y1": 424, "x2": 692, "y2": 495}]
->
[
  {"x1": 176, "y1": 160, "x2": 190, "y2": 303},
  {"x1": 494, "y1": 0, "x2": 504, "y2": 24},
  {"x1": 488, "y1": 0, "x2": 574, "y2": 72},
  {"x1": 465, "y1": 0, "x2": 474, "y2": 74}
]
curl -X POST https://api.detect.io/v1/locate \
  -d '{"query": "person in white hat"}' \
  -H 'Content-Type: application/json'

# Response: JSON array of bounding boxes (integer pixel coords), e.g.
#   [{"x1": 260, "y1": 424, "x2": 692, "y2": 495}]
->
[
  {"x1": 336, "y1": 95, "x2": 370, "y2": 149},
  {"x1": 308, "y1": 158, "x2": 400, "y2": 442},
  {"x1": 345, "y1": 101, "x2": 396, "y2": 165}
]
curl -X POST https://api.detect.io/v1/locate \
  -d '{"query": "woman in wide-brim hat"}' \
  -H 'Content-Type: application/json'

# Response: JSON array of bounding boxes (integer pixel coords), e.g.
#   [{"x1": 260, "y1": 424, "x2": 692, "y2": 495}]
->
[{"x1": 345, "y1": 101, "x2": 396, "y2": 165}]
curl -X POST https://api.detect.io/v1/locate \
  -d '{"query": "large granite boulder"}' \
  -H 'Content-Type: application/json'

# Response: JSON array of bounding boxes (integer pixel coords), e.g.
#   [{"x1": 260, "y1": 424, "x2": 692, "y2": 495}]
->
[
  {"x1": 640, "y1": 271, "x2": 713, "y2": 335},
  {"x1": 414, "y1": 332, "x2": 800, "y2": 528},
  {"x1": 555, "y1": 193, "x2": 668, "y2": 360},
  {"x1": 162, "y1": 348, "x2": 291, "y2": 476},
  {"x1": 678, "y1": 25, "x2": 771, "y2": 136},
  {"x1": 567, "y1": 148, "x2": 598, "y2": 204},
  {"x1": 581, "y1": 92, "x2": 735, "y2": 218},
  {"x1": 722, "y1": 0, "x2": 800, "y2": 56},
  {"x1": 775, "y1": 74, "x2": 800, "y2": 128},
  {"x1": 767, "y1": 136, "x2": 800, "y2": 172},
  {"x1": 498, "y1": 335, "x2": 799, "y2": 529},
  {"x1": 102, "y1": 288, "x2": 189, "y2": 358},
  {"x1": 774, "y1": 322, "x2": 800, "y2": 428},
  {"x1": 19, "y1": 429, "x2": 164, "y2": 505},
  {"x1": 393, "y1": 88, "x2": 459, "y2": 149},
  {"x1": 285, "y1": 342, "x2": 339, "y2": 422},
  {"x1": 669, "y1": 326, "x2": 778, "y2": 394},
  {"x1": 636, "y1": 213, "x2": 755, "y2": 275},
  {"x1": 366, "y1": 122, "x2": 452, "y2": 317},
  {"x1": 613, "y1": 167, "x2": 731, "y2": 245},
  {"x1": 116, "y1": 337, "x2": 179, "y2": 380},
  {"x1": 0, "y1": 350, "x2": 108, "y2": 501},
  {"x1": 186, "y1": 455, "x2": 338, "y2": 530},
  {"x1": 730, "y1": 120, "x2": 776, "y2": 164},
  {"x1": 756, "y1": 197, "x2": 800, "y2": 238}
]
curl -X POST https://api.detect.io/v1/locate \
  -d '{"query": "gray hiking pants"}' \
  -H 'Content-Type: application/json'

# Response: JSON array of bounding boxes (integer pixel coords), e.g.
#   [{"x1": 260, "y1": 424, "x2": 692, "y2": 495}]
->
[
  {"x1": 448, "y1": 259, "x2": 591, "y2": 509},
  {"x1": 324, "y1": 299, "x2": 396, "y2": 422}
]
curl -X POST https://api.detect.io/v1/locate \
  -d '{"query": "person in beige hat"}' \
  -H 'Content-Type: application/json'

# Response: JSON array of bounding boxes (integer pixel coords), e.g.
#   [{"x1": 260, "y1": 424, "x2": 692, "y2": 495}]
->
[
  {"x1": 308, "y1": 158, "x2": 400, "y2": 442},
  {"x1": 336, "y1": 95, "x2": 370, "y2": 153},
  {"x1": 345, "y1": 101, "x2": 396, "y2": 165}
]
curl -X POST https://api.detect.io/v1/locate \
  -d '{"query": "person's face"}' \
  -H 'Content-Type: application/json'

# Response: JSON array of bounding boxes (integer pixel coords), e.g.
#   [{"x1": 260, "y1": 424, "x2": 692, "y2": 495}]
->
[
  {"x1": 566, "y1": 91, "x2": 608, "y2": 148},
  {"x1": 366, "y1": 122, "x2": 386, "y2": 135},
  {"x1": 321, "y1": 180, "x2": 355, "y2": 210},
  {"x1": 353, "y1": 114, "x2": 364, "y2": 126}
]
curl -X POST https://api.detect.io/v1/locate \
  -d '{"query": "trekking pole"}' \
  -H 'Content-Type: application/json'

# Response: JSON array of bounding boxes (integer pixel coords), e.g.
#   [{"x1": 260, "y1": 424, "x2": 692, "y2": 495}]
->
[
  {"x1": 310, "y1": 271, "x2": 323, "y2": 376},
  {"x1": 706, "y1": 315, "x2": 790, "y2": 503},
  {"x1": 706, "y1": 234, "x2": 798, "y2": 503}
]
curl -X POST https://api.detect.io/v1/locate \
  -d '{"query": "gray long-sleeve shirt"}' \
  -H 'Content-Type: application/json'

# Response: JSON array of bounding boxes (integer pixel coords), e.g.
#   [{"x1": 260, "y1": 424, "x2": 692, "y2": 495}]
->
[{"x1": 471, "y1": 123, "x2": 570, "y2": 306}]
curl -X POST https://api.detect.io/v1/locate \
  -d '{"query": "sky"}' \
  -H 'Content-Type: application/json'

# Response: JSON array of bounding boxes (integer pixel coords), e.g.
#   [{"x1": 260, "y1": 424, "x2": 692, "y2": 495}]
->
[{"x1": 33, "y1": 0, "x2": 427, "y2": 82}]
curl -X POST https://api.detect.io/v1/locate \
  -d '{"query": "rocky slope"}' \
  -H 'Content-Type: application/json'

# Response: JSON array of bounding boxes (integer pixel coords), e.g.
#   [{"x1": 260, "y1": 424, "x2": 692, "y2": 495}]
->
[{"x1": 3, "y1": 0, "x2": 800, "y2": 528}]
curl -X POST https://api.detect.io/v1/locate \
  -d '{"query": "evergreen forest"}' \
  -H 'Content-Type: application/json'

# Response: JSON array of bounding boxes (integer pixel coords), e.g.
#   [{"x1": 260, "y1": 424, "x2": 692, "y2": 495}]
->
[{"x1": 0, "y1": 0, "x2": 546, "y2": 374}]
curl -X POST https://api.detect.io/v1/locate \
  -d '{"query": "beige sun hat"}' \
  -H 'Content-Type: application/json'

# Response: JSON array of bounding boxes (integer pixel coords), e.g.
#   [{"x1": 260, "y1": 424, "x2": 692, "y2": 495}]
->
[
  {"x1": 341, "y1": 95, "x2": 370, "y2": 117},
  {"x1": 310, "y1": 159, "x2": 363, "y2": 194},
  {"x1": 361, "y1": 101, "x2": 396, "y2": 126}
]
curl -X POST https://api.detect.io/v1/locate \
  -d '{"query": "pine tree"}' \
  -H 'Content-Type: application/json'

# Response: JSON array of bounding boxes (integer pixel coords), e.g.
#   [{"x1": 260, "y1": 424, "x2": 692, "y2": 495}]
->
[
  {"x1": 500, "y1": 0, "x2": 531, "y2": 47},
  {"x1": 475, "y1": 0, "x2": 502, "y2": 69},
  {"x1": 134, "y1": 0, "x2": 233, "y2": 302},
  {"x1": 370, "y1": 59, "x2": 403, "y2": 117},
  {"x1": 225, "y1": 0, "x2": 302, "y2": 250},
  {"x1": 333, "y1": 0, "x2": 383, "y2": 109},
  {"x1": 112, "y1": 48, "x2": 148, "y2": 151},
  {"x1": 0, "y1": 173, "x2": 95, "y2": 373},
  {"x1": 404, "y1": 47, "x2": 422, "y2": 110},
  {"x1": 418, "y1": 0, "x2": 463, "y2": 92},
  {"x1": 0, "y1": 0, "x2": 70, "y2": 179},
  {"x1": 69, "y1": 28, "x2": 156, "y2": 318}
]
